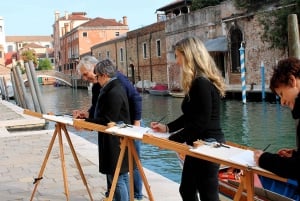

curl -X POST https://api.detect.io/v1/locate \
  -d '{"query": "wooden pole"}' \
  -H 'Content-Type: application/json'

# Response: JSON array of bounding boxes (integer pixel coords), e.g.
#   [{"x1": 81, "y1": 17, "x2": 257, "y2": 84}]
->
[
  {"x1": 288, "y1": 14, "x2": 300, "y2": 58},
  {"x1": 25, "y1": 62, "x2": 40, "y2": 113}
]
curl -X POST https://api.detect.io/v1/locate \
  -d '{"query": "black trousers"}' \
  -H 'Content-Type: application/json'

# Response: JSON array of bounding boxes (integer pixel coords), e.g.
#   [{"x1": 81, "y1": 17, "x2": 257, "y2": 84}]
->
[{"x1": 179, "y1": 155, "x2": 220, "y2": 201}]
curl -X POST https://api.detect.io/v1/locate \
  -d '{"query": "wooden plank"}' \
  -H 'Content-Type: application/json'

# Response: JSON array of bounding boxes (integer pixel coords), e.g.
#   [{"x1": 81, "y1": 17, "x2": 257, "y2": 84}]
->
[
  {"x1": 73, "y1": 119, "x2": 108, "y2": 132},
  {"x1": 23, "y1": 109, "x2": 43, "y2": 118}
]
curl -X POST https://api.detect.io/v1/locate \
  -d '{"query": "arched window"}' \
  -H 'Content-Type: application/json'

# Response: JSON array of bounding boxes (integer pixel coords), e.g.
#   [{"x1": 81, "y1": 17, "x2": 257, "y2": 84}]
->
[{"x1": 230, "y1": 27, "x2": 243, "y2": 73}]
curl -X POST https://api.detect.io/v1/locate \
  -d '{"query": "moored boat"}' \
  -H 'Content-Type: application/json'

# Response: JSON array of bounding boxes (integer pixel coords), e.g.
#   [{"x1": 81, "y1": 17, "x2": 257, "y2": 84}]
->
[
  {"x1": 169, "y1": 92, "x2": 185, "y2": 98},
  {"x1": 148, "y1": 89, "x2": 170, "y2": 96},
  {"x1": 148, "y1": 83, "x2": 170, "y2": 96}
]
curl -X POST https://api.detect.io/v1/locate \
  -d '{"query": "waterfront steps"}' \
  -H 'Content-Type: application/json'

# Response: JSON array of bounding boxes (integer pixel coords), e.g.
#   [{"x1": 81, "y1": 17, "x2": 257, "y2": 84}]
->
[{"x1": 0, "y1": 100, "x2": 231, "y2": 201}]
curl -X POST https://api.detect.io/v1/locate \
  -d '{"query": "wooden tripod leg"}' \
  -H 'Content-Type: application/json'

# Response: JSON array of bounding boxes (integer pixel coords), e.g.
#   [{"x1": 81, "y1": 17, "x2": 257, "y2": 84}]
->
[
  {"x1": 233, "y1": 175, "x2": 244, "y2": 201},
  {"x1": 128, "y1": 140, "x2": 134, "y2": 201},
  {"x1": 61, "y1": 125, "x2": 94, "y2": 201},
  {"x1": 30, "y1": 127, "x2": 58, "y2": 201},
  {"x1": 233, "y1": 170, "x2": 254, "y2": 201},
  {"x1": 106, "y1": 137, "x2": 128, "y2": 201},
  {"x1": 128, "y1": 140, "x2": 154, "y2": 201},
  {"x1": 244, "y1": 171, "x2": 254, "y2": 201},
  {"x1": 57, "y1": 123, "x2": 70, "y2": 200}
]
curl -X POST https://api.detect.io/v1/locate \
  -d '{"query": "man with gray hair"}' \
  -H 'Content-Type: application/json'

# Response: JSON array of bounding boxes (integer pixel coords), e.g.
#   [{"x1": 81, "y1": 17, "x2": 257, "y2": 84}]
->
[
  {"x1": 74, "y1": 56, "x2": 144, "y2": 200},
  {"x1": 85, "y1": 58, "x2": 130, "y2": 201}
]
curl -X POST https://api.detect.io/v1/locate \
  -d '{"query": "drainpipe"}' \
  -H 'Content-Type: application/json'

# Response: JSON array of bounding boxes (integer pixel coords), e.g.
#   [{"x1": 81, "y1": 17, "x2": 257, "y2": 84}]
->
[
  {"x1": 149, "y1": 32, "x2": 153, "y2": 81},
  {"x1": 136, "y1": 34, "x2": 140, "y2": 81}
]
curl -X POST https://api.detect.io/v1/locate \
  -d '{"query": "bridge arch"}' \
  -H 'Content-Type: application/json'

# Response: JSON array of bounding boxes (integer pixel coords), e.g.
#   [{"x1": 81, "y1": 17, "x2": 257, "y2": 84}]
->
[
  {"x1": 23, "y1": 75, "x2": 72, "y2": 86},
  {"x1": 21, "y1": 70, "x2": 78, "y2": 87}
]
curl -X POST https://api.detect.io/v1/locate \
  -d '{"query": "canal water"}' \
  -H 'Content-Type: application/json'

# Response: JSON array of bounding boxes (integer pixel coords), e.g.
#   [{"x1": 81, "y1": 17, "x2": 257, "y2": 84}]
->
[{"x1": 33, "y1": 85, "x2": 296, "y2": 184}]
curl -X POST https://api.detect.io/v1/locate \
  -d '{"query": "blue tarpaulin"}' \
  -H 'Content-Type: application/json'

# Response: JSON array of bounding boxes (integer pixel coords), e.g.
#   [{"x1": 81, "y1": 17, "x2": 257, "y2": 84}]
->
[{"x1": 204, "y1": 36, "x2": 228, "y2": 52}]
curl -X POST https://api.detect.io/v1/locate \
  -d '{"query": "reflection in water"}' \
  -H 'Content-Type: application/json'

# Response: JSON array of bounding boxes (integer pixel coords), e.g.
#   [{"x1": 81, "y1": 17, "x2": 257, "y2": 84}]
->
[
  {"x1": 29, "y1": 86, "x2": 296, "y2": 183},
  {"x1": 241, "y1": 104, "x2": 249, "y2": 145}
]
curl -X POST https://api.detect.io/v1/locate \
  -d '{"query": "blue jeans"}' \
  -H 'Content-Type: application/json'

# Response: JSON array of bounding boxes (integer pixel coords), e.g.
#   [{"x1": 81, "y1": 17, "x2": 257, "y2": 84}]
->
[
  {"x1": 106, "y1": 173, "x2": 129, "y2": 201},
  {"x1": 134, "y1": 140, "x2": 143, "y2": 200}
]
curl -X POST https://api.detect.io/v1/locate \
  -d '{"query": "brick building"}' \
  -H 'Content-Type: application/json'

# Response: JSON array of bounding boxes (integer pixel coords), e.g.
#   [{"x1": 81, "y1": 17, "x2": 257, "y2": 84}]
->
[{"x1": 91, "y1": 21, "x2": 167, "y2": 85}]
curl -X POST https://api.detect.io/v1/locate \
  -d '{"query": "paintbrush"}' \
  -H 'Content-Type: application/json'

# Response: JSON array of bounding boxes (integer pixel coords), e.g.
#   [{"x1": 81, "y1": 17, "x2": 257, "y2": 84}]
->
[{"x1": 263, "y1": 144, "x2": 271, "y2": 151}]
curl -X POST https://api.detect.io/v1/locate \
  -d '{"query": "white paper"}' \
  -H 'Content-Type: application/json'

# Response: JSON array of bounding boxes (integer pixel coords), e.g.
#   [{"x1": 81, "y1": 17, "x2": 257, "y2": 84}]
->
[
  {"x1": 105, "y1": 125, "x2": 150, "y2": 139},
  {"x1": 229, "y1": 149, "x2": 256, "y2": 167},
  {"x1": 190, "y1": 144, "x2": 257, "y2": 168},
  {"x1": 42, "y1": 114, "x2": 73, "y2": 126},
  {"x1": 145, "y1": 128, "x2": 171, "y2": 139}
]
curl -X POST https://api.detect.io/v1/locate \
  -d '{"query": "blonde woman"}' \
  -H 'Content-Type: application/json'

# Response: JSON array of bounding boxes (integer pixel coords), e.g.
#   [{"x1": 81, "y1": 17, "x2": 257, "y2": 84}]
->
[{"x1": 151, "y1": 36, "x2": 226, "y2": 201}]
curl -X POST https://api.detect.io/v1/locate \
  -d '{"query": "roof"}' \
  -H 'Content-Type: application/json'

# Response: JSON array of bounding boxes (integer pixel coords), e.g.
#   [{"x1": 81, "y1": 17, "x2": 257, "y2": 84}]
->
[
  {"x1": 23, "y1": 43, "x2": 45, "y2": 49},
  {"x1": 204, "y1": 36, "x2": 228, "y2": 52},
  {"x1": 6, "y1": 36, "x2": 52, "y2": 42},
  {"x1": 156, "y1": 0, "x2": 192, "y2": 12},
  {"x1": 59, "y1": 12, "x2": 89, "y2": 21},
  {"x1": 79, "y1": 17, "x2": 126, "y2": 27}
]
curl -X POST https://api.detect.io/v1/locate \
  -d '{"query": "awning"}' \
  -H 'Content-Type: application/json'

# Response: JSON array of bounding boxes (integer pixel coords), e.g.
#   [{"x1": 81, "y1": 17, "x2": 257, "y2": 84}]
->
[{"x1": 204, "y1": 36, "x2": 228, "y2": 52}]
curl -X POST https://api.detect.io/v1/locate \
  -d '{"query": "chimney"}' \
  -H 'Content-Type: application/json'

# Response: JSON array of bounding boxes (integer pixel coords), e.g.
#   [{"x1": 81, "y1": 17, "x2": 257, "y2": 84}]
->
[
  {"x1": 55, "y1": 11, "x2": 60, "y2": 21},
  {"x1": 65, "y1": 11, "x2": 69, "y2": 20},
  {"x1": 122, "y1": 16, "x2": 128, "y2": 25}
]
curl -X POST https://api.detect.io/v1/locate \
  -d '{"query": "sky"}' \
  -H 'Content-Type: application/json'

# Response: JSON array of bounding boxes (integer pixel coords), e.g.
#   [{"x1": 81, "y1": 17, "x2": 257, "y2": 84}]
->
[{"x1": 0, "y1": 0, "x2": 173, "y2": 36}]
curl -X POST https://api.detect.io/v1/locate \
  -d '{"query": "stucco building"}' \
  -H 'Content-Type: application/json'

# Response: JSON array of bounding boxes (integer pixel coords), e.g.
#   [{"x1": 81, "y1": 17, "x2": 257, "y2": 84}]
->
[{"x1": 57, "y1": 15, "x2": 129, "y2": 75}]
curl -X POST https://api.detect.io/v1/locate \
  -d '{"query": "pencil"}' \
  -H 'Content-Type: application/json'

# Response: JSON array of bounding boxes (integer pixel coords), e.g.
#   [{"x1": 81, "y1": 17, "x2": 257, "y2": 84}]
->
[
  {"x1": 156, "y1": 115, "x2": 167, "y2": 124},
  {"x1": 263, "y1": 144, "x2": 271, "y2": 151}
]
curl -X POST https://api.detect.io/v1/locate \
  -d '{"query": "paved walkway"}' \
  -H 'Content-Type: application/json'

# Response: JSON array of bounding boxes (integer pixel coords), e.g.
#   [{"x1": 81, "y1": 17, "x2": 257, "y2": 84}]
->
[{"x1": 0, "y1": 100, "x2": 183, "y2": 201}]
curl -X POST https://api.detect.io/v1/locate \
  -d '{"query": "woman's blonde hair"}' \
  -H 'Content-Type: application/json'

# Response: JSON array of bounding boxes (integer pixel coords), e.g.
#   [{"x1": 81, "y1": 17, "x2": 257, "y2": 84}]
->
[{"x1": 174, "y1": 36, "x2": 226, "y2": 97}]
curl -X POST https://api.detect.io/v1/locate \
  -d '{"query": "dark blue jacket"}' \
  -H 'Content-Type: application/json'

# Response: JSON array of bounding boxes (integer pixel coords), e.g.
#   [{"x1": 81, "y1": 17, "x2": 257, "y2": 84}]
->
[{"x1": 88, "y1": 71, "x2": 142, "y2": 124}]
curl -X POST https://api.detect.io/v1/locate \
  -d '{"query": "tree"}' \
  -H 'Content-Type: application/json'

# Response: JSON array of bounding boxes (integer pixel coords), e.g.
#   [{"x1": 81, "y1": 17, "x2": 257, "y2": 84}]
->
[
  {"x1": 37, "y1": 58, "x2": 53, "y2": 70},
  {"x1": 21, "y1": 49, "x2": 38, "y2": 66},
  {"x1": 191, "y1": 0, "x2": 226, "y2": 11},
  {"x1": 257, "y1": 0, "x2": 300, "y2": 49}
]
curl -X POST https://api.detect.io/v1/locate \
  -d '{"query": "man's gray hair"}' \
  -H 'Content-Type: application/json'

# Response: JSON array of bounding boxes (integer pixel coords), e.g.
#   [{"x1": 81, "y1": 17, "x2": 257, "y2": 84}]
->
[
  {"x1": 77, "y1": 56, "x2": 99, "y2": 75},
  {"x1": 94, "y1": 59, "x2": 116, "y2": 78}
]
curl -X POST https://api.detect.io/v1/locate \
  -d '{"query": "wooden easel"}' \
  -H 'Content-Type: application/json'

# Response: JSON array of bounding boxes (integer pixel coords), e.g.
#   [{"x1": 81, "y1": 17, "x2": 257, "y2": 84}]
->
[
  {"x1": 73, "y1": 120, "x2": 154, "y2": 201},
  {"x1": 142, "y1": 134, "x2": 287, "y2": 201},
  {"x1": 23, "y1": 110, "x2": 93, "y2": 201}
]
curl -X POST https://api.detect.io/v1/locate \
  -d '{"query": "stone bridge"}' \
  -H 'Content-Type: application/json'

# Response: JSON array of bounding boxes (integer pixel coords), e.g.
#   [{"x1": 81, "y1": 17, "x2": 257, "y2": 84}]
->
[{"x1": 22, "y1": 70, "x2": 81, "y2": 87}]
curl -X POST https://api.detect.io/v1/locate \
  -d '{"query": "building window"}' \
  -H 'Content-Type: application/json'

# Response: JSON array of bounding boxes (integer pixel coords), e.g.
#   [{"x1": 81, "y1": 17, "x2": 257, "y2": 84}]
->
[
  {"x1": 98, "y1": 52, "x2": 102, "y2": 60},
  {"x1": 115, "y1": 32, "x2": 120, "y2": 37},
  {"x1": 83, "y1": 32, "x2": 87, "y2": 37},
  {"x1": 120, "y1": 48, "x2": 124, "y2": 62},
  {"x1": 156, "y1": 40, "x2": 161, "y2": 57},
  {"x1": 7, "y1": 45, "x2": 13, "y2": 52},
  {"x1": 230, "y1": 27, "x2": 243, "y2": 73},
  {"x1": 0, "y1": 51, "x2": 2, "y2": 58},
  {"x1": 106, "y1": 51, "x2": 110, "y2": 59},
  {"x1": 143, "y1": 43, "x2": 147, "y2": 59}
]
